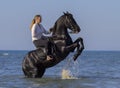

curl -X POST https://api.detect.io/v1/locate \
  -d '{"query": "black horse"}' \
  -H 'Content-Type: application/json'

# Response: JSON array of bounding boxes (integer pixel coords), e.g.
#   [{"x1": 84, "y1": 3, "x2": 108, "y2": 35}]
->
[{"x1": 22, "y1": 12, "x2": 84, "y2": 78}]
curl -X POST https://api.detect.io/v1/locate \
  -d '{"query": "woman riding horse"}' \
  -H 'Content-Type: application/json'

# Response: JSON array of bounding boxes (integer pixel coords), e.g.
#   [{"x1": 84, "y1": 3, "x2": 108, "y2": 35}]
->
[{"x1": 22, "y1": 12, "x2": 84, "y2": 78}]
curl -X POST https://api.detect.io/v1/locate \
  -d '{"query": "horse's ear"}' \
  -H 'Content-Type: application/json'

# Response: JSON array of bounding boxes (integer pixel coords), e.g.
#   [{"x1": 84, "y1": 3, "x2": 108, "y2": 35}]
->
[
  {"x1": 66, "y1": 11, "x2": 69, "y2": 14},
  {"x1": 63, "y1": 12, "x2": 66, "y2": 15}
]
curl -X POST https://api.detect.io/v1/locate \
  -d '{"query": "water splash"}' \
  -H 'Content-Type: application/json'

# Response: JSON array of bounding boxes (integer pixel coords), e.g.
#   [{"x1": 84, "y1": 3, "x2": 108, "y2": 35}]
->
[
  {"x1": 61, "y1": 53, "x2": 80, "y2": 79},
  {"x1": 61, "y1": 69, "x2": 75, "y2": 79}
]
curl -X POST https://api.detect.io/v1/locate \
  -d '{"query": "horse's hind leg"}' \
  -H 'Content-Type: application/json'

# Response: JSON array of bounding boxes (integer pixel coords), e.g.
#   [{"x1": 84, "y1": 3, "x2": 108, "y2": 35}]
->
[
  {"x1": 22, "y1": 64, "x2": 38, "y2": 78},
  {"x1": 22, "y1": 58, "x2": 31, "y2": 77},
  {"x1": 22, "y1": 67, "x2": 28, "y2": 77},
  {"x1": 23, "y1": 66, "x2": 44, "y2": 78},
  {"x1": 36, "y1": 64, "x2": 46, "y2": 78},
  {"x1": 24, "y1": 64, "x2": 45, "y2": 78},
  {"x1": 22, "y1": 57, "x2": 39, "y2": 78}
]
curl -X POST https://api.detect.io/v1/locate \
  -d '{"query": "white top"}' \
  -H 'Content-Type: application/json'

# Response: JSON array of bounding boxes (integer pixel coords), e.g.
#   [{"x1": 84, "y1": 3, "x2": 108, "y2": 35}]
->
[{"x1": 31, "y1": 23, "x2": 50, "y2": 41}]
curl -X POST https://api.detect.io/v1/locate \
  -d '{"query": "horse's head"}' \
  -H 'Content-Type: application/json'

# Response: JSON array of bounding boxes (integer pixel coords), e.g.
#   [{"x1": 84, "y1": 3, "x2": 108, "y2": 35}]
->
[
  {"x1": 63, "y1": 12, "x2": 81, "y2": 33},
  {"x1": 50, "y1": 12, "x2": 81, "y2": 35}
]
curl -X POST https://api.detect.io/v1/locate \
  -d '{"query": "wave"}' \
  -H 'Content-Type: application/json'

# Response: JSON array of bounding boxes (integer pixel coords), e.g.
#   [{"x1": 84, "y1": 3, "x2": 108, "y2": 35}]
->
[{"x1": 3, "y1": 53, "x2": 9, "y2": 56}]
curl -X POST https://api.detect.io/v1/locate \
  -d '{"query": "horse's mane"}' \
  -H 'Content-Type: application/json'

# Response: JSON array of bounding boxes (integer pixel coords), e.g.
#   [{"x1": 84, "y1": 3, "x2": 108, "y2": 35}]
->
[
  {"x1": 49, "y1": 12, "x2": 73, "y2": 34},
  {"x1": 49, "y1": 15, "x2": 65, "y2": 34},
  {"x1": 49, "y1": 22, "x2": 57, "y2": 34}
]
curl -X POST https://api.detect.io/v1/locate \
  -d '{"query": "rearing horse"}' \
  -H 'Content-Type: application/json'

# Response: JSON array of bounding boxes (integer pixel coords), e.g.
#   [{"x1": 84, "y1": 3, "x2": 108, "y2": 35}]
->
[{"x1": 22, "y1": 12, "x2": 84, "y2": 78}]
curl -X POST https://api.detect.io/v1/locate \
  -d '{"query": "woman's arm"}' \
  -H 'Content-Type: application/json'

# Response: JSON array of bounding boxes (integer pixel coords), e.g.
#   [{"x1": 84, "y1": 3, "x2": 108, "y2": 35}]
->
[
  {"x1": 31, "y1": 24, "x2": 37, "y2": 37},
  {"x1": 41, "y1": 24, "x2": 50, "y2": 34}
]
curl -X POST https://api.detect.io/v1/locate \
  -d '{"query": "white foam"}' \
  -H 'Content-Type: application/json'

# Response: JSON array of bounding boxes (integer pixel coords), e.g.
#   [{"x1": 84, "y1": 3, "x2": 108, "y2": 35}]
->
[
  {"x1": 3, "y1": 53, "x2": 9, "y2": 56},
  {"x1": 61, "y1": 53, "x2": 80, "y2": 79},
  {"x1": 61, "y1": 69, "x2": 77, "y2": 79}
]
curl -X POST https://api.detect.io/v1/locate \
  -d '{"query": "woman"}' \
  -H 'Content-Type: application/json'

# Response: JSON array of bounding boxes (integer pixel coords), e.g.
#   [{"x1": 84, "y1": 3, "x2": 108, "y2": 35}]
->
[{"x1": 30, "y1": 15, "x2": 52, "y2": 60}]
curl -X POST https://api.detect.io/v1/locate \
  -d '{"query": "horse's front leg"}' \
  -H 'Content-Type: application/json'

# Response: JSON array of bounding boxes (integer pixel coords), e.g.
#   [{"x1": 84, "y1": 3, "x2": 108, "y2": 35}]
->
[
  {"x1": 73, "y1": 37, "x2": 84, "y2": 61},
  {"x1": 62, "y1": 42, "x2": 78, "y2": 53}
]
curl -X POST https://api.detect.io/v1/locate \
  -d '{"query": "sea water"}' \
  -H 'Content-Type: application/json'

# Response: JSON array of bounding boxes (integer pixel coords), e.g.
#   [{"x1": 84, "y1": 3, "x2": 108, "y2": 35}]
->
[{"x1": 0, "y1": 50, "x2": 120, "y2": 88}]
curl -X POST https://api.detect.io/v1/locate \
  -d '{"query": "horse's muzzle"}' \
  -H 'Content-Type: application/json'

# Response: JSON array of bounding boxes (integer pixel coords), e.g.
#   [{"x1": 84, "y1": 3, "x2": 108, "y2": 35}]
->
[{"x1": 73, "y1": 27, "x2": 81, "y2": 34}]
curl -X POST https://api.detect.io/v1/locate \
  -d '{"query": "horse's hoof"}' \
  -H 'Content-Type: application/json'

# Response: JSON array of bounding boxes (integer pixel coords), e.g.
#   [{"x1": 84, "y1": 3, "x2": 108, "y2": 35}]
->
[{"x1": 78, "y1": 37, "x2": 83, "y2": 42}]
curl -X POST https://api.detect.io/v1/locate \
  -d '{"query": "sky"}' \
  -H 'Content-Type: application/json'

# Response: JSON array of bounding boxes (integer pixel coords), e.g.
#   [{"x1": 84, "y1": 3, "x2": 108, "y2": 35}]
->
[{"x1": 0, "y1": 0, "x2": 120, "y2": 51}]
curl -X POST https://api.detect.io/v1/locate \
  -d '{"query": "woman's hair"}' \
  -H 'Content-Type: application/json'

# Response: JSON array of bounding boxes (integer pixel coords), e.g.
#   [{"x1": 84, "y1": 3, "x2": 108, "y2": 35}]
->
[{"x1": 30, "y1": 15, "x2": 42, "y2": 30}]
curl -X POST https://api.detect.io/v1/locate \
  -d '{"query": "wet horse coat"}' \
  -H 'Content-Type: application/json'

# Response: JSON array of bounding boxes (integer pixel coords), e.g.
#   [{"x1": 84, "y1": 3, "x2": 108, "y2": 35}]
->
[{"x1": 22, "y1": 12, "x2": 84, "y2": 78}]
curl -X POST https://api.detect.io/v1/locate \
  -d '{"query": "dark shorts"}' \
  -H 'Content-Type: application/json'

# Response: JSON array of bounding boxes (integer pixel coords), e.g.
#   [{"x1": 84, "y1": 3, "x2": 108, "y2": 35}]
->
[
  {"x1": 33, "y1": 38, "x2": 48, "y2": 49},
  {"x1": 33, "y1": 36, "x2": 52, "y2": 55}
]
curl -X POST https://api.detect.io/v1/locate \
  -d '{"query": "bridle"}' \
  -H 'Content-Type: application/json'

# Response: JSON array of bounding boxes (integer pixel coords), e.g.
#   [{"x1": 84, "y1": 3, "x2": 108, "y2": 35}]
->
[{"x1": 65, "y1": 15, "x2": 75, "y2": 31}]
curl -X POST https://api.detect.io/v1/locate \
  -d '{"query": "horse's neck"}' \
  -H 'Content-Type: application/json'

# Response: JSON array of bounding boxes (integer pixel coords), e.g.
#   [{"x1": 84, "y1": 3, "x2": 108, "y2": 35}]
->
[
  {"x1": 52, "y1": 16, "x2": 70, "y2": 38},
  {"x1": 53, "y1": 26, "x2": 68, "y2": 36}
]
